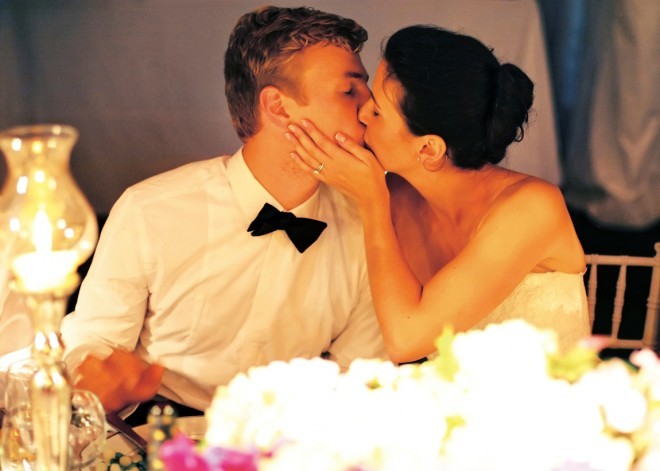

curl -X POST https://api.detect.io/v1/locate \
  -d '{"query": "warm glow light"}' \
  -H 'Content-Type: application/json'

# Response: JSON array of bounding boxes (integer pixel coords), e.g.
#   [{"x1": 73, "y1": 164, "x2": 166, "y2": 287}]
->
[
  {"x1": 16, "y1": 176, "x2": 28, "y2": 194},
  {"x1": 32, "y1": 141, "x2": 43, "y2": 154},
  {"x1": 34, "y1": 170, "x2": 46, "y2": 183},
  {"x1": 12, "y1": 250, "x2": 78, "y2": 292},
  {"x1": 9, "y1": 217, "x2": 20, "y2": 232},
  {"x1": 11, "y1": 210, "x2": 78, "y2": 292},
  {"x1": 32, "y1": 210, "x2": 52, "y2": 253},
  {"x1": 11, "y1": 138, "x2": 21, "y2": 151}
]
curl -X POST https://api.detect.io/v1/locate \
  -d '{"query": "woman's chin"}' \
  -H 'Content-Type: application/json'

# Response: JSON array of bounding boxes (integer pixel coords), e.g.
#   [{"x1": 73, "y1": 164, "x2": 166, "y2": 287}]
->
[{"x1": 364, "y1": 144, "x2": 384, "y2": 165}]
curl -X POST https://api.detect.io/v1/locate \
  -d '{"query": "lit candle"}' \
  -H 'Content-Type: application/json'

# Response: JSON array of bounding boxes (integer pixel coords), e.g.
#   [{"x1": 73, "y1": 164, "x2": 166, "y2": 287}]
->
[{"x1": 11, "y1": 210, "x2": 78, "y2": 292}]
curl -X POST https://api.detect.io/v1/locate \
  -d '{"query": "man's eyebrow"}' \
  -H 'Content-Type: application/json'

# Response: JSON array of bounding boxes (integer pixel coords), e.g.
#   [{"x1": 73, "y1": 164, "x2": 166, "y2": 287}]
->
[{"x1": 347, "y1": 71, "x2": 369, "y2": 82}]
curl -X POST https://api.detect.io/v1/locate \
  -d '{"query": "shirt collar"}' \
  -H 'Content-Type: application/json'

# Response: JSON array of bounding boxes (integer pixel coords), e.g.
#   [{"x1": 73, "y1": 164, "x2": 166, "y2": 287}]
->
[{"x1": 227, "y1": 148, "x2": 322, "y2": 222}]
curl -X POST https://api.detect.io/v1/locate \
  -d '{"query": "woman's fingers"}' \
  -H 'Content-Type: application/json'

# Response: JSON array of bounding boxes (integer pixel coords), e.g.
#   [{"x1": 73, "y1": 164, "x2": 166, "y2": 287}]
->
[
  {"x1": 285, "y1": 128, "x2": 319, "y2": 173},
  {"x1": 286, "y1": 119, "x2": 371, "y2": 177},
  {"x1": 333, "y1": 132, "x2": 371, "y2": 165},
  {"x1": 298, "y1": 119, "x2": 348, "y2": 160},
  {"x1": 296, "y1": 119, "x2": 374, "y2": 167},
  {"x1": 284, "y1": 119, "x2": 387, "y2": 209},
  {"x1": 287, "y1": 122, "x2": 325, "y2": 157}
]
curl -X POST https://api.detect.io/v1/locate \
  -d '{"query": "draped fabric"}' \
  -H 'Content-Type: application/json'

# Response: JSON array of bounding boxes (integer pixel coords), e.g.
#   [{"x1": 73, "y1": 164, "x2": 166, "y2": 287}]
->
[
  {"x1": 0, "y1": 0, "x2": 656, "y2": 227},
  {"x1": 0, "y1": 0, "x2": 560, "y2": 214},
  {"x1": 539, "y1": 0, "x2": 659, "y2": 229}
]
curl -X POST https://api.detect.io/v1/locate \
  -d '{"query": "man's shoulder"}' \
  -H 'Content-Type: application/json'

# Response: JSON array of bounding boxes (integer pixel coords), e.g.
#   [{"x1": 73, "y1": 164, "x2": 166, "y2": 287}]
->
[
  {"x1": 124, "y1": 156, "x2": 231, "y2": 202},
  {"x1": 136, "y1": 156, "x2": 229, "y2": 187}
]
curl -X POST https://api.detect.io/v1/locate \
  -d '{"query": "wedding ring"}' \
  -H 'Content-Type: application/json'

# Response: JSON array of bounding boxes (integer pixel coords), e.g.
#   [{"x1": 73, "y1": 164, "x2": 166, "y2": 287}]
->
[{"x1": 313, "y1": 163, "x2": 324, "y2": 175}]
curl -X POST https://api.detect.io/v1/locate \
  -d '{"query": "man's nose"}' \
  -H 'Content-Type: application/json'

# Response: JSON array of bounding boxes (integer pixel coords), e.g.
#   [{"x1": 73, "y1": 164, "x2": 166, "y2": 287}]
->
[
  {"x1": 356, "y1": 83, "x2": 371, "y2": 108},
  {"x1": 358, "y1": 100, "x2": 371, "y2": 125}
]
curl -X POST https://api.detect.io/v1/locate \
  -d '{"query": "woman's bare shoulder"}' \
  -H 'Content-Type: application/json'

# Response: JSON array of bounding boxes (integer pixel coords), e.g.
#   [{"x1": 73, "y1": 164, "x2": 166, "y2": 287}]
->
[
  {"x1": 476, "y1": 173, "x2": 569, "y2": 241},
  {"x1": 479, "y1": 173, "x2": 583, "y2": 271},
  {"x1": 495, "y1": 174, "x2": 565, "y2": 212}
]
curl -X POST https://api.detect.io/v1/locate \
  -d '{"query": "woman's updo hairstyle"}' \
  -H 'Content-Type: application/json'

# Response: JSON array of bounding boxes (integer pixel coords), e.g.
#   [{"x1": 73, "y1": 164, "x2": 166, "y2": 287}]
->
[{"x1": 382, "y1": 25, "x2": 534, "y2": 169}]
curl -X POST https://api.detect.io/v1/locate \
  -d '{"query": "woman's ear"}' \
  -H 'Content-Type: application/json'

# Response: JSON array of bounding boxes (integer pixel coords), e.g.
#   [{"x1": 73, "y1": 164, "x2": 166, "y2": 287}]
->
[
  {"x1": 259, "y1": 85, "x2": 291, "y2": 128},
  {"x1": 417, "y1": 135, "x2": 447, "y2": 169}
]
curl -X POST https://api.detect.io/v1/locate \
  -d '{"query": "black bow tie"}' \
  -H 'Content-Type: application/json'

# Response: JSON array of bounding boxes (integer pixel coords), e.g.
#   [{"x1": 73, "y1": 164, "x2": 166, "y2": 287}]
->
[{"x1": 247, "y1": 203, "x2": 327, "y2": 253}]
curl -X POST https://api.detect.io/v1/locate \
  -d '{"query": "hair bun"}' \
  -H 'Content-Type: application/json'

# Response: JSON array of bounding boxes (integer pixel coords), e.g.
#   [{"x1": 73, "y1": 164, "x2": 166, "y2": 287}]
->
[{"x1": 484, "y1": 63, "x2": 534, "y2": 164}]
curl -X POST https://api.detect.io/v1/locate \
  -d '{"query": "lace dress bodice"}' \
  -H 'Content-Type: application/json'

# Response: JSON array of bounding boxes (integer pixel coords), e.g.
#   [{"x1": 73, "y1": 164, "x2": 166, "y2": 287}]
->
[{"x1": 473, "y1": 271, "x2": 591, "y2": 352}]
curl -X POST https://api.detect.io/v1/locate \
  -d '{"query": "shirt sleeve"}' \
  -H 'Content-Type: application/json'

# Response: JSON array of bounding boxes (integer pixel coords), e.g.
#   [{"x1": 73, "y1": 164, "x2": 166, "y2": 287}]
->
[
  {"x1": 61, "y1": 188, "x2": 151, "y2": 369},
  {"x1": 326, "y1": 273, "x2": 389, "y2": 370}
]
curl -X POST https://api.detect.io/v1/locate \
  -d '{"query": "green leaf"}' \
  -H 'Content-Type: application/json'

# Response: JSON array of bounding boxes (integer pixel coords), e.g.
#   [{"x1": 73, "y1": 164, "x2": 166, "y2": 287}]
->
[
  {"x1": 432, "y1": 325, "x2": 459, "y2": 382},
  {"x1": 547, "y1": 346, "x2": 601, "y2": 382}
]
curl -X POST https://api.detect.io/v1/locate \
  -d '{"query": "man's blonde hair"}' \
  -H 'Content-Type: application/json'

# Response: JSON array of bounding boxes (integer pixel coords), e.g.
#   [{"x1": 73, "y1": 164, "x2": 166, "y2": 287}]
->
[{"x1": 225, "y1": 6, "x2": 368, "y2": 141}]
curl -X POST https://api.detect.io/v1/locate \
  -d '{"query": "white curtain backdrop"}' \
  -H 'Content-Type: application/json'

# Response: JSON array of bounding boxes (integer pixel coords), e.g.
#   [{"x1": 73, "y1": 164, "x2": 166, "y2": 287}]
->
[
  {"x1": 0, "y1": 0, "x2": 657, "y2": 227},
  {"x1": 0, "y1": 0, "x2": 559, "y2": 214}
]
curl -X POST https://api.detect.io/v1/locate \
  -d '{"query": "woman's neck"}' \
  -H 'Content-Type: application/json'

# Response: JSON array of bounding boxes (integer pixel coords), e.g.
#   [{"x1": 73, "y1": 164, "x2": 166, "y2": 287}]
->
[{"x1": 404, "y1": 163, "x2": 500, "y2": 223}]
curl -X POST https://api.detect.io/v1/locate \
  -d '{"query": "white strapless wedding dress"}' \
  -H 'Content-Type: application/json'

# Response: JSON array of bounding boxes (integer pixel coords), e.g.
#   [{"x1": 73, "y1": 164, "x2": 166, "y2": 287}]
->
[{"x1": 473, "y1": 271, "x2": 591, "y2": 352}]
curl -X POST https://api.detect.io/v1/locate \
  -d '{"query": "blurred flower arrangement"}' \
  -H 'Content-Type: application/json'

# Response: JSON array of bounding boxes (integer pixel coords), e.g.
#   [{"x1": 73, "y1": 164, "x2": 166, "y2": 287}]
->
[{"x1": 160, "y1": 320, "x2": 660, "y2": 471}]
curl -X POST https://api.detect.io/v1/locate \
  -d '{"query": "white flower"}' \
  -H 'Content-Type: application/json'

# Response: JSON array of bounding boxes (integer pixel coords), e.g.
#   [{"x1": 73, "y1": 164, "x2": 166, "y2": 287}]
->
[
  {"x1": 451, "y1": 320, "x2": 557, "y2": 392},
  {"x1": 630, "y1": 349, "x2": 660, "y2": 402},
  {"x1": 633, "y1": 448, "x2": 660, "y2": 471},
  {"x1": 198, "y1": 319, "x2": 660, "y2": 471},
  {"x1": 576, "y1": 360, "x2": 648, "y2": 433}
]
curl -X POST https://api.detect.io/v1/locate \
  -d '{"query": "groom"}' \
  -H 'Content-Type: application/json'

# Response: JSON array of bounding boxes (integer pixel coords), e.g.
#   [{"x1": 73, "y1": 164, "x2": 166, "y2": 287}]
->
[{"x1": 60, "y1": 5, "x2": 387, "y2": 417}]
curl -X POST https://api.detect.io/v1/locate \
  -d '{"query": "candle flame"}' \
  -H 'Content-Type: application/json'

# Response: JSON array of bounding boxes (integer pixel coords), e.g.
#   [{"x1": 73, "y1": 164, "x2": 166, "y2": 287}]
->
[{"x1": 32, "y1": 210, "x2": 53, "y2": 253}]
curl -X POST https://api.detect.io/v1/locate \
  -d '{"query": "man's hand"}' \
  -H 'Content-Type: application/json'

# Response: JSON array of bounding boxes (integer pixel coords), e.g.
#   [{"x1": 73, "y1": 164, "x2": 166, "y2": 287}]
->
[{"x1": 73, "y1": 349, "x2": 164, "y2": 413}]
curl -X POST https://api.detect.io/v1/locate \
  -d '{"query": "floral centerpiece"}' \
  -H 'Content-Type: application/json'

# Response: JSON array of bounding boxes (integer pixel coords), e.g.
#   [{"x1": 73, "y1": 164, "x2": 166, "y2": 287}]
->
[{"x1": 160, "y1": 320, "x2": 660, "y2": 471}]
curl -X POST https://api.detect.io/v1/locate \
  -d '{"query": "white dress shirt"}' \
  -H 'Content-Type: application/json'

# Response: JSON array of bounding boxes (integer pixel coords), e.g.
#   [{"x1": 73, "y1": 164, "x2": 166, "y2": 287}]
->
[{"x1": 61, "y1": 149, "x2": 387, "y2": 410}]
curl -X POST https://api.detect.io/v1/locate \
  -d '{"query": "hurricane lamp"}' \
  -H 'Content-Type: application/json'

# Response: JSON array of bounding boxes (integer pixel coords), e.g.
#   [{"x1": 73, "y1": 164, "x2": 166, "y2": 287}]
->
[{"x1": 0, "y1": 124, "x2": 98, "y2": 470}]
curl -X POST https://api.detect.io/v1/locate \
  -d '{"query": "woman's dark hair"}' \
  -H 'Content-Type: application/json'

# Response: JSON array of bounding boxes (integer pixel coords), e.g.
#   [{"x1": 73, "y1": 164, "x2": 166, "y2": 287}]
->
[{"x1": 382, "y1": 25, "x2": 534, "y2": 169}]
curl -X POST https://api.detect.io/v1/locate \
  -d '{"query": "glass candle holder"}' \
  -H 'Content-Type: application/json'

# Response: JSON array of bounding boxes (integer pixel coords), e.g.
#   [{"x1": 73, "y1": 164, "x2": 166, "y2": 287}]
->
[{"x1": 0, "y1": 124, "x2": 99, "y2": 470}]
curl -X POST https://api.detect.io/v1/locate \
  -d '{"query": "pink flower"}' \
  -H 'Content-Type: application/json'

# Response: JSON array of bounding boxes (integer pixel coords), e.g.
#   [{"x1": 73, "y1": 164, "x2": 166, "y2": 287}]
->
[
  {"x1": 160, "y1": 432, "x2": 259, "y2": 471},
  {"x1": 160, "y1": 433, "x2": 209, "y2": 471},
  {"x1": 203, "y1": 446, "x2": 259, "y2": 471},
  {"x1": 577, "y1": 335, "x2": 610, "y2": 352}
]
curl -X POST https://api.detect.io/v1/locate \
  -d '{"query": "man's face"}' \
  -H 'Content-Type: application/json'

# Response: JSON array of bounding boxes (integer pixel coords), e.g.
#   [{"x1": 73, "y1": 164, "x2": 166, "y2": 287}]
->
[{"x1": 286, "y1": 44, "x2": 370, "y2": 145}]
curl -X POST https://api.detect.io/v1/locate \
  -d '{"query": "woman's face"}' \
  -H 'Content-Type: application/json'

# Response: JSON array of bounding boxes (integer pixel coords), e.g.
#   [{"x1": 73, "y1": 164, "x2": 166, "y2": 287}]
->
[{"x1": 358, "y1": 60, "x2": 419, "y2": 172}]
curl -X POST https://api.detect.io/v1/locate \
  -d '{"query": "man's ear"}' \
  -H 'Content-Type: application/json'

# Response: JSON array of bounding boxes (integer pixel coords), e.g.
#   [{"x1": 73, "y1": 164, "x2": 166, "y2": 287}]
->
[
  {"x1": 417, "y1": 135, "x2": 447, "y2": 169},
  {"x1": 259, "y1": 85, "x2": 292, "y2": 128}
]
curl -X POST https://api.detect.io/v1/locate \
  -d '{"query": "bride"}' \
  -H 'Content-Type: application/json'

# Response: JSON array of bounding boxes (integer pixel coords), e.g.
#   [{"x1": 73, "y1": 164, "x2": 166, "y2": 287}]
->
[{"x1": 286, "y1": 25, "x2": 590, "y2": 362}]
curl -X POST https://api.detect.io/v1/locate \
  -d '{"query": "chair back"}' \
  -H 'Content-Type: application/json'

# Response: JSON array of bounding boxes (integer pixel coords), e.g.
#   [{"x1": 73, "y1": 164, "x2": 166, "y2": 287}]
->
[{"x1": 585, "y1": 242, "x2": 660, "y2": 352}]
